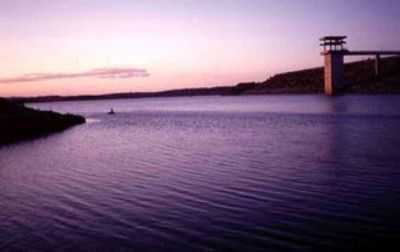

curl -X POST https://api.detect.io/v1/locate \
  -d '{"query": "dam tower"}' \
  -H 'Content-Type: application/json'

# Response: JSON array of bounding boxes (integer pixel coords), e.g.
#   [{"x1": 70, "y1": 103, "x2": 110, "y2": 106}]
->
[
  {"x1": 320, "y1": 36, "x2": 400, "y2": 96},
  {"x1": 320, "y1": 36, "x2": 347, "y2": 96}
]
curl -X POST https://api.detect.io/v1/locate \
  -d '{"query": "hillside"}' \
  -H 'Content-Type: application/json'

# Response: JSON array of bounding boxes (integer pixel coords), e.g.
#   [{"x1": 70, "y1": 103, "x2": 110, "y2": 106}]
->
[
  {"x1": 0, "y1": 98, "x2": 85, "y2": 145},
  {"x1": 247, "y1": 56, "x2": 400, "y2": 94},
  {"x1": 9, "y1": 56, "x2": 400, "y2": 104}
]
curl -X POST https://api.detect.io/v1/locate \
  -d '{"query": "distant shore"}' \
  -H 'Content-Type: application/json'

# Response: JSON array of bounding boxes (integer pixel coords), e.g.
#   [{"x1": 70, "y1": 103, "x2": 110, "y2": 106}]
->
[
  {"x1": 9, "y1": 56, "x2": 400, "y2": 104},
  {"x1": 0, "y1": 98, "x2": 85, "y2": 145}
]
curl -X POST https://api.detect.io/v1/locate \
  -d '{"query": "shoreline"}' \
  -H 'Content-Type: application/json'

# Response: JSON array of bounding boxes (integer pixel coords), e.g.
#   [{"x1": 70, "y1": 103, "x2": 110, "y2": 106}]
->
[
  {"x1": 0, "y1": 98, "x2": 85, "y2": 146},
  {"x1": 13, "y1": 90, "x2": 400, "y2": 105}
]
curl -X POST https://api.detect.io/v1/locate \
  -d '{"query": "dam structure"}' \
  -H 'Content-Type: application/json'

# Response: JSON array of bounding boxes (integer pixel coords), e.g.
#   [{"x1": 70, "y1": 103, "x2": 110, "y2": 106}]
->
[{"x1": 320, "y1": 36, "x2": 400, "y2": 95}]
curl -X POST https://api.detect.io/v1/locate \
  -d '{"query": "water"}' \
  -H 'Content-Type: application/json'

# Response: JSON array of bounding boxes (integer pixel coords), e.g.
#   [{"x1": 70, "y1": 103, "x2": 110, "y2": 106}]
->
[{"x1": 1, "y1": 95, "x2": 400, "y2": 251}]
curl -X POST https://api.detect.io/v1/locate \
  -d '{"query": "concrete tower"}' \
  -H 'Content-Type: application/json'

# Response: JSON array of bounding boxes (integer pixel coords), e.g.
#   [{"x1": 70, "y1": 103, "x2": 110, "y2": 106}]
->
[{"x1": 320, "y1": 36, "x2": 347, "y2": 96}]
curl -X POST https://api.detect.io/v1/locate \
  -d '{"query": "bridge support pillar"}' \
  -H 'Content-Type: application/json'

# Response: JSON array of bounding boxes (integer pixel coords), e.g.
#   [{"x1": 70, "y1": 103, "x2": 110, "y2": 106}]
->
[
  {"x1": 324, "y1": 53, "x2": 345, "y2": 96},
  {"x1": 375, "y1": 54, "x2": 381, "y2": 79}
]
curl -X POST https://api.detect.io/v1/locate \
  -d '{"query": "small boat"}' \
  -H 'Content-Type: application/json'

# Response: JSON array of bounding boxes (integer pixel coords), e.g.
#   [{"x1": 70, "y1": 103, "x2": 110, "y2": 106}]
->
[{"x1": 108, "y1": 108, "x2": 115, "y2": 115}]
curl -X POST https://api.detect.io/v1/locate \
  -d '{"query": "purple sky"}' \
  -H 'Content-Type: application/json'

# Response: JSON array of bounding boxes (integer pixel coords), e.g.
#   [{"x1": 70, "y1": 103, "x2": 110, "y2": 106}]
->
[{"x1": 1, "y1": 0, "x2": 399, "y2": 96}]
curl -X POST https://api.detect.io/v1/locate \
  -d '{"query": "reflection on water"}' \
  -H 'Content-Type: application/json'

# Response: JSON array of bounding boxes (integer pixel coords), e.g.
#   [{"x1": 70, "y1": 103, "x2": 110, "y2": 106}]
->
[
  {"x1": 85, "y1": 118, "x2": 101, "y2": 124},
  {"x1": 1, "y1": 95, "x2": 400, "y2": 251}
]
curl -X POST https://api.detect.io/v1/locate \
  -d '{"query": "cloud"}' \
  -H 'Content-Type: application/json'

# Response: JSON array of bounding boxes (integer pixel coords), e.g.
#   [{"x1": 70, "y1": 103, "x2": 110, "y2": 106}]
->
[{"x1": 0, "y1": 68, "x2": 150, "y2": 84}]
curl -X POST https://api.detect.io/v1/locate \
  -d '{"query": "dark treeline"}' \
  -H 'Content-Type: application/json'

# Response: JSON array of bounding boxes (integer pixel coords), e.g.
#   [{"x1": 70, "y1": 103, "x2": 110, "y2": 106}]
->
[{"x1": 9, "y1": 84, "x2": 258, "y2": 103}]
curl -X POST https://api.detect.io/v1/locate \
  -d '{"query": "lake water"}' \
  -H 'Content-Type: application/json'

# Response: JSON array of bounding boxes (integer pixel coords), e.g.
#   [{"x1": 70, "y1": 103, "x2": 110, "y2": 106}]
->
[{"x1": 1, "y1": 95, "x2": 400, "y2": 251}]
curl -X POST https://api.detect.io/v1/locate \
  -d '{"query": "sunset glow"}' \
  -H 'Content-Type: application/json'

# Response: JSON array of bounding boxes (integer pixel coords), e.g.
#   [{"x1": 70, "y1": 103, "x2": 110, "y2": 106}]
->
[{"x1": 1, "y1": 0, "x2": 399, "y2": 97}]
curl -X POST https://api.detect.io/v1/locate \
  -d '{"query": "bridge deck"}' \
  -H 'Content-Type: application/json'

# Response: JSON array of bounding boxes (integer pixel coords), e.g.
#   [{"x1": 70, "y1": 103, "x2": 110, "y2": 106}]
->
[{"x1": 345, "y1": 51, "x2": 400, "y2": 56}]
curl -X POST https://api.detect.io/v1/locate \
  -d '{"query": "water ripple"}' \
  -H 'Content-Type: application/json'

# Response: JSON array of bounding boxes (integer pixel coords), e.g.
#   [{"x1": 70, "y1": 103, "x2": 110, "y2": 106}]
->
[{"x1": 2, "y1": 95, "x2": 400, "y2": 251}]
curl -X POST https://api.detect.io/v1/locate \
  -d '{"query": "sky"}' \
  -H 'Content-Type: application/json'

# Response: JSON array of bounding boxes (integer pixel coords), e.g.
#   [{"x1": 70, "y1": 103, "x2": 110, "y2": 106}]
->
[{"x1": 0, "y1": 0, "x2": 399, "y2": 97}]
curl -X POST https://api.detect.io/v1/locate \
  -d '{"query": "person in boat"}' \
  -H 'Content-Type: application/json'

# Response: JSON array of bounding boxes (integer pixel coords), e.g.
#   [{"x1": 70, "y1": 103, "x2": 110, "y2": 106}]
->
[{"x1": 108, "y1": 108, "x2": 115, "y2": 114}]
